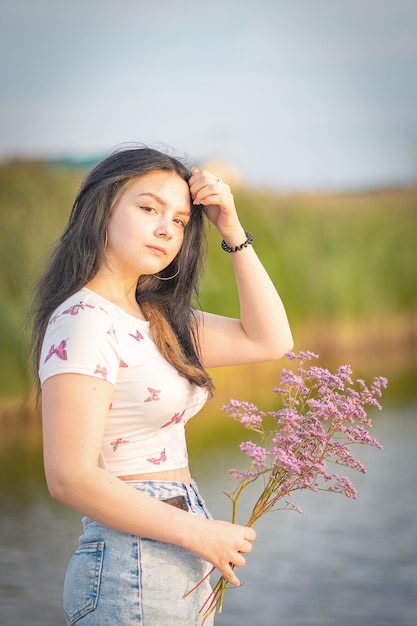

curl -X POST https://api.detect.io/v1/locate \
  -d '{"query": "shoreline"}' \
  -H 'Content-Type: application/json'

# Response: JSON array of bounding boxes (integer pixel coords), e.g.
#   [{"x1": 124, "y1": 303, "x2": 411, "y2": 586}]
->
[{"x1": 1, "y1": 312, "x2": 416, "y2": 429}]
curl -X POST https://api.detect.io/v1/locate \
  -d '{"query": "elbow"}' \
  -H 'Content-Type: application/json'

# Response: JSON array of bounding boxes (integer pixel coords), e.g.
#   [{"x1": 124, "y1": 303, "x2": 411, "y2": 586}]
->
[
  {"x1": 265, "y1": 330, "x2": 294, "y2": 362},
  {"x1": 45, "y1": 473, "x2": 72, "y2": 504},
  {"x1": 284, "y1": 331, "x2": 295, "y2": 355},
  {"x1": 44, "y1": 466, "x2": 86, "y2": 507}
]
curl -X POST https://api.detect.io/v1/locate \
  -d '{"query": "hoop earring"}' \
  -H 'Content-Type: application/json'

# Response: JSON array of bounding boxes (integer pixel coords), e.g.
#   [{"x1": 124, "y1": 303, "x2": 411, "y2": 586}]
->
[{"x1": 152, "y1": 268, "x2": 180, "y2": 281}]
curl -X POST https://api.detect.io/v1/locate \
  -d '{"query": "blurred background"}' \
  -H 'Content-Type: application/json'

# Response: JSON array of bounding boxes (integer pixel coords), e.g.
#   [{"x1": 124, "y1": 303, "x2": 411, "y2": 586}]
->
[{"x1": 0, "y1": 1, "x2": 416, "y2": 624}]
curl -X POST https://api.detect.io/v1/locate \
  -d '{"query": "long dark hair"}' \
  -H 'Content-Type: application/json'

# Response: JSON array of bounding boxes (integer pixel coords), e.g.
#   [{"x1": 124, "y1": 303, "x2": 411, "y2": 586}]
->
[{"x1": 30, "y1": 146, "x2": 214, "y2": 395}]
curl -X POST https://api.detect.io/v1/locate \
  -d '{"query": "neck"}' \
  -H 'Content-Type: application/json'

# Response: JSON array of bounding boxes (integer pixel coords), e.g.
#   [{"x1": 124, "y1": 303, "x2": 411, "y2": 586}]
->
[{"x1": 85, "y1": 276, "x2": 146, "y2": 320}]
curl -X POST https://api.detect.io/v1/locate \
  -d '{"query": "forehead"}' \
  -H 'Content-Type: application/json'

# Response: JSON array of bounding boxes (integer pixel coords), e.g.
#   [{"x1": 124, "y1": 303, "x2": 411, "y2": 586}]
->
[{"x1": 127, "y1": 170, "x2": 190, "y2": 204}]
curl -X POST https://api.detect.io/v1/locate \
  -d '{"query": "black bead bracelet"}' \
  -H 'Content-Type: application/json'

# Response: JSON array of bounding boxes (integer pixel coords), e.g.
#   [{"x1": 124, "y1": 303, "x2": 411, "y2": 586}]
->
[{"x1": 221, "y1": 231, "x2": 254, "y2": 253}]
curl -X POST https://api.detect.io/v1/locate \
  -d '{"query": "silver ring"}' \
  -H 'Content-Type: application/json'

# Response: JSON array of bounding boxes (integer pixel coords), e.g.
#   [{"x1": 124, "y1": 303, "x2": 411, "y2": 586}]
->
[{"x1": 216, "y1": 177, "x2": 222, "y2": 185}]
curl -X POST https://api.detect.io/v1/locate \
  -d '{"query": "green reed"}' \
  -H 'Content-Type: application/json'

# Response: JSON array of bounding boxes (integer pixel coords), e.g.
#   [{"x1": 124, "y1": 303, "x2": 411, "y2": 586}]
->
[{"x1": 0, "y1": 159, "x2": 416, "y2": 398}]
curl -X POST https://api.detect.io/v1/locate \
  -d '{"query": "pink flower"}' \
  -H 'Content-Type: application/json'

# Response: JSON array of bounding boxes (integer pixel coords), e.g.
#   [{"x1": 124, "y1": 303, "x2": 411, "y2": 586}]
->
[
  {"x1": 222, "y1": 400, "x2": 265, "y2": 431},
  {"x1": 197, "y1": 351, "x2": 387, "y2": 623},
  {"x1": 239, "y1": 440, "x2": 267, "y2": 467}
]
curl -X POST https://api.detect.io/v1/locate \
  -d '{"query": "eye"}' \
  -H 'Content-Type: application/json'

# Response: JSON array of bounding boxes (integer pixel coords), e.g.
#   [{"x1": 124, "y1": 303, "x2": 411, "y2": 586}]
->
[
  {"x1": 173, "y1": 217, "x2": 187, "y2": 227},
  {"x1": 140, "y1": 205, "x2": 157, "y2": 214}
]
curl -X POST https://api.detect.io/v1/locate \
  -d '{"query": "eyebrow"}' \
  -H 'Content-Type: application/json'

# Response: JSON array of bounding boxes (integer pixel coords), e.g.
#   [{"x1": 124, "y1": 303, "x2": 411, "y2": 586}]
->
[{"x1": 136, "y1": 192, "x2": 191, "y2": 216}]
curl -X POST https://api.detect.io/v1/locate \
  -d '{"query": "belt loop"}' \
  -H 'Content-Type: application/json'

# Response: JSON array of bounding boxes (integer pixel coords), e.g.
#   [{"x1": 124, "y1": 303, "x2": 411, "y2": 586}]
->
[{"x1": 185, "y1": 482, "x2": 197, "y2": 513}]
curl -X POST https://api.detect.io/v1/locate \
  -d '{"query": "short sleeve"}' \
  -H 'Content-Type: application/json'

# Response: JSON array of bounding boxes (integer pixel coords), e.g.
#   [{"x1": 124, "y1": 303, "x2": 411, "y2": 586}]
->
[{"x1": 39, "y1": 299, "x2": 120, "y2": 386}]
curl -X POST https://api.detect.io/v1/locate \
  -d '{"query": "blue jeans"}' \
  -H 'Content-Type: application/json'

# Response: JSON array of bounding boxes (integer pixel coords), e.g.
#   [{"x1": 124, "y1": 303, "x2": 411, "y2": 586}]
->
[{"x1": 63, "y1": 480, "x2": 215, "y2": 625}]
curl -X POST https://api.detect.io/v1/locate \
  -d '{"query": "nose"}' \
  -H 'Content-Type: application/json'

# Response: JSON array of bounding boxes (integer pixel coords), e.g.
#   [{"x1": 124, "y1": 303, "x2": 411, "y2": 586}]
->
[{"x1": 155, "y1": 217, "x2": 174, "y2": 239}]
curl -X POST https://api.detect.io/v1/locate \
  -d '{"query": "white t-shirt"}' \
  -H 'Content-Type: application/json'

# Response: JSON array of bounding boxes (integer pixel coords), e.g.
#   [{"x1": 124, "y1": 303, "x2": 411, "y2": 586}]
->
[{"x1": 39, "y1": 288, "x2": 208, "y2": 475}]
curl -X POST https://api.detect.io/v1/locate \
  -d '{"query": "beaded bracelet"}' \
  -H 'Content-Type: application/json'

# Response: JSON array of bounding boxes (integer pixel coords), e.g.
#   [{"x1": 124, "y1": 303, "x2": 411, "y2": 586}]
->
[{"x1": 221, "y1": 230, "x2": 254, "y2": 253}]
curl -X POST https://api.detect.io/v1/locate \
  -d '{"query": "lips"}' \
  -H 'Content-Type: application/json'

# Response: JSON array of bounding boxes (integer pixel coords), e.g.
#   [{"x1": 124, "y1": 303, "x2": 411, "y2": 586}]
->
[{"x1": 147, "y1": 245, "x2": 167, "y2": 255}]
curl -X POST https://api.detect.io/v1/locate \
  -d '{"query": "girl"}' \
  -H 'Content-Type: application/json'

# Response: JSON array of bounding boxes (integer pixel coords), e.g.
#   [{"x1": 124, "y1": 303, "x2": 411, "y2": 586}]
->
[{"x1": 30, "y1": 146, "x2": 293, "y2": 625}]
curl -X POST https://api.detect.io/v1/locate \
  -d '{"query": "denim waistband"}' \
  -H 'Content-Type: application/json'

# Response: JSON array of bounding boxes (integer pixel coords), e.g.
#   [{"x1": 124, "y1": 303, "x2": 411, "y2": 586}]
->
[{"x1": 123, "y1": 478, "x2": 211, "y2": 517}]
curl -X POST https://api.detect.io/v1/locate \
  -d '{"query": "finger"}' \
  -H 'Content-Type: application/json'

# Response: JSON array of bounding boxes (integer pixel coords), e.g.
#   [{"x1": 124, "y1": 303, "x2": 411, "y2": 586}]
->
[
  {"x1": 239, "y1": 539, "x2": 253, "y2": 554},
  {"x1": 188, "y1": 174, "x2": 208, "y2": 204},
  {"x1": 189, "y1": 166, "x2": 207, "y2": 189},
  {"x1": 245, "y1": 527, "x2": 256, "y2": 541},
  {"x1": 189, "y1": 168, "x2": 226, "y2": 198},
  {"x1": 222, "y1": 563, "x2": 241, "y2": 587},
  {"x1": 190, "y1": 167, "x2": 213, "y2": 181},
  {"x1": 192, "y1": 181, "x2": 231, "y2": 207},
  {"x1": 193, "y1": 190, "x2": 223, "y2": 206},
  {"x1": 233, "y1": 553, "x2": 247, "y2": 568}
]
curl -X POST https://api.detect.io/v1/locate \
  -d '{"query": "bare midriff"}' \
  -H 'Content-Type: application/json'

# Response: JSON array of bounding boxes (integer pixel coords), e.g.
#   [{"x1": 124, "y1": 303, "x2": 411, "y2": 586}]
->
[{"x1": 118, "y1": 466, "x2": 192, "y2": 485}]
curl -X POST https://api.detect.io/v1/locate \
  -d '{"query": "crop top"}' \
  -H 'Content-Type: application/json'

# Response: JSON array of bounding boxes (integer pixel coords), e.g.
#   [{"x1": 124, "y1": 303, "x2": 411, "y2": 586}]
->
[{"x1": 38, "y1": 288, "x2": 208, "y2": 476}]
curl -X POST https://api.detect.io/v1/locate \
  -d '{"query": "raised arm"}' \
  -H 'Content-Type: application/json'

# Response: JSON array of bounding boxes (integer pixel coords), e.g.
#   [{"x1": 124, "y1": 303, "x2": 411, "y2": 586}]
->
[{"x1": 189, "y1": 168, "x2": 293, "y2": 368}]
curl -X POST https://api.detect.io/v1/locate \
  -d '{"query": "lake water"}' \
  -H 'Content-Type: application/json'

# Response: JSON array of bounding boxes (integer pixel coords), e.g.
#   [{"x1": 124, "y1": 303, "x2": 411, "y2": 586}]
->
[{"x1": 1, "y1": 403, "x2": 416, "y2": 626}]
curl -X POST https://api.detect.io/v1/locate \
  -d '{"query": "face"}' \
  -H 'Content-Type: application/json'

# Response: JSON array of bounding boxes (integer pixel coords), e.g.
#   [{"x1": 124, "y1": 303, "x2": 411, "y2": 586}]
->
[{"x1": 105, "y1": 170, "x2": 191, "y2": 280}]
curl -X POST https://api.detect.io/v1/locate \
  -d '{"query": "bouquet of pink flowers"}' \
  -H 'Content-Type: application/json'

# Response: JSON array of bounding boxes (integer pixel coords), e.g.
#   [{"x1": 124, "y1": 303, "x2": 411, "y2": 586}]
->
[{"x1": 197, "y1": 351, "x2": 387, "y2": 622}]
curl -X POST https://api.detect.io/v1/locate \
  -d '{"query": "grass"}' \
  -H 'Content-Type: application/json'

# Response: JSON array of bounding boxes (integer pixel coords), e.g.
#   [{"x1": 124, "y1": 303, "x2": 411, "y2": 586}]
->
[{"x1": 0, "y1": 159, "x2": 416, "y2": 402}]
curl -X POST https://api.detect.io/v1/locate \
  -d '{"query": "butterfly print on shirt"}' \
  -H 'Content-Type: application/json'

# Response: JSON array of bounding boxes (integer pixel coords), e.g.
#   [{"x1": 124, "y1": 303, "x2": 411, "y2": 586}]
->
[
  {"x1": 44, "y1": 339, "x2": 68, "y2": 363},
  {"x1": 94, "y1": 364, "x2": 107, "y2": 380},
  {"x1": 160, "y1": 410, "x2": 186, "y2": 428},
  {"x1": 144, "y1": 387, "x2": 161, "y2": 402},
  {"x1": 107, "y1": 325, "x2": 118, "y2": 343},
  {"x1": 147, "y1": 448, "x2": 167, "y2": 465},
  {"x1": 129, "y1": 329, "x2": 144, "y2": 342},
  {"x1": 111, "y1": 437, "x2": 130, "y2": 452},
  {"x1": 50, "y1": 302, "x2": 95, "y2": 324},
  {"x1": 63, "y1": 302, "x2": 95, "y2": 315}
]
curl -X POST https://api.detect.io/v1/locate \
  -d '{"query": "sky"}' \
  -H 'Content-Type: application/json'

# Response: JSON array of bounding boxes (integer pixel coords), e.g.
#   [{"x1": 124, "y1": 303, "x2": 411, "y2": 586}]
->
[{"x1": 1, "y1": 0, "x2": 417, "y2": 190}]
